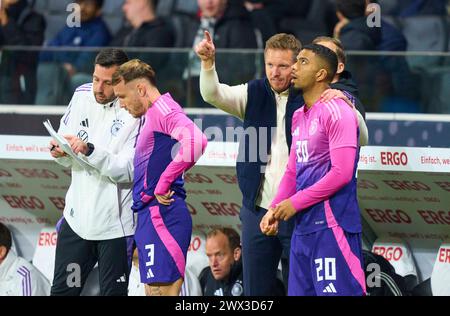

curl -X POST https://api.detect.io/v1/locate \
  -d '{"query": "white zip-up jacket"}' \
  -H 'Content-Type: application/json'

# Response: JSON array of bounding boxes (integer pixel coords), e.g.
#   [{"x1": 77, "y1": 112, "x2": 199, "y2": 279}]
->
[
  {"x1": 0, "y1": 250, "x2": 50, "y2": 296},
  {"x1": 55, "y1": 83, "x2": 141, "y2": 240}
]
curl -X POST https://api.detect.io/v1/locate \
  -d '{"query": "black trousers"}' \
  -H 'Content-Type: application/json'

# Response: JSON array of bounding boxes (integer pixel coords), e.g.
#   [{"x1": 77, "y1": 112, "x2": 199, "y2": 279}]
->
[
  {"x1": 51, "y1": 219, "x2": 129, "y2": 296},
  {"x1": 240, "y1": 205, "x2": 294, "y2": 296}
]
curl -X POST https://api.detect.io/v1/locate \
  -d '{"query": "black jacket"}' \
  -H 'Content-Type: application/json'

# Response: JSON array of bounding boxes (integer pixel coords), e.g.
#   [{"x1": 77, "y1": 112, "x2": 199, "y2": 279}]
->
[
  {"x1": 330, "y1": 70, "x2": 366, "y2": 120},
  {"x1": 199, "y1": 260, "x2": 244, "y2": 296},
  {"x1": 339, "y1": 17, "x2": 382, "y2": 51},
  {"x1": 110, "y1": 18, "x2": 174, "y2": 48},
  {"x1": 177, "y1": 2, "x2": 257, "y2": 49},
  {"x1": 0, "y1": 0, "x2": 46, "y2": 104},
  {"x1": 175, "y1": 2, "x2": 258, "y2": 84},
  {"x1": 199, "y1": 259, "x2": 286, "y2": 296},
  {"x1": 110, "y1": 18, "x2": 175, "y2": 70}
]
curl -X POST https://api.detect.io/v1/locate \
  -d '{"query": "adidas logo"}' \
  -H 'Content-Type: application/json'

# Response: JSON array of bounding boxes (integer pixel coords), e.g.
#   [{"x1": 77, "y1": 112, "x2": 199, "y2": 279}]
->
[
  {"x1": 323, "y1": 282, "x2": 337, "y2": 293},
  {"x1": 116, "y1": 275, "x2": 126, "y2": 283},
  {"x1": 80, "y1": 118, "x2": 89, "y2": 127},
  {"x1": 147, "y1": 268, "x2": 154, "y2": 279},
  {"x1": 214, "y1": 288, "x2": 224, "y2": 296}
]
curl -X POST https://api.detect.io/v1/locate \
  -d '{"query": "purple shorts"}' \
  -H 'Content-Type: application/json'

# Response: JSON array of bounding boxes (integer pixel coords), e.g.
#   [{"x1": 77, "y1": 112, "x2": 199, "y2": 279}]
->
[
  {"x1": 134, "y1": 196, "x2": 192, "y2": 284},
  {"x1": 288, "y1": 226, "x2": 366, "y2": 296}
]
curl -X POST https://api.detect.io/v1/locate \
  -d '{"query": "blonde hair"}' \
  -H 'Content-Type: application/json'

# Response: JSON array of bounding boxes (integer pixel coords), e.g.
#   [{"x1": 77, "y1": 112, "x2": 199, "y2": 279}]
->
[
  {"x1": 265, "y1": 33, "x2": 302, "y2": 62},
  {"x1": 112, "y1": 59, "x2": 156, "y2": 86},
  {"x1": 313, "y1": 36, "x2": 346, "y2": 64}
]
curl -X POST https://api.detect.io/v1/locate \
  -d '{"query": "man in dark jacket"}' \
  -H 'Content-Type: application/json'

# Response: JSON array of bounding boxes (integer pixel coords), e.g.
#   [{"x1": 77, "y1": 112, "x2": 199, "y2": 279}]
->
[
  {"x1": 110, "y1": 0, "x2": 174, "y2": 69},
  {"x1": 176, "y1": 0, "x2": 258, "y2": 107},
  {"x1": 313, "y1": 36, "x2": 366, "y2": 120},
  {"x1": 334, "y1": 0, "x2": 381, "y2": 51},
  {"x1": 334, "y1": 0, "x2": 417, "y2": 112},
  {"x1": 199, "y1": 227, "x2": 286, "y2": 296},
  {"x1": 36, "y1": 0, "x2": 110, "y2": 105},
  {"x1": 0, "y1": 0, "x2": 45, "y2": 104},
  {"x1": 196, "y1": 32, "x2": 368, "y2": 295}
]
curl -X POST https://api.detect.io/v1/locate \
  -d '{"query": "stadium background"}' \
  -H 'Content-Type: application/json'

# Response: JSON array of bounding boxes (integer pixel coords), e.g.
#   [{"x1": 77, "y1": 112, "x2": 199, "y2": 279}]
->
[{"x1": 1, "y1": 0, "x2": 450, "y2": 296}]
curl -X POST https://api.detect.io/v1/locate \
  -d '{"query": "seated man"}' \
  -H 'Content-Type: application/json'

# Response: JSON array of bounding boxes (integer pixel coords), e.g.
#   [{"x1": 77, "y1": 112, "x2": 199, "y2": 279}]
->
[
  {"x1": 199, "y1": 227, "x2": 284, "y2": 296},
  {"x1": 37, "y1": 0, "x2": 111, "y2": 104},
  {"x1": 0, "y1": 223, "x2": 50, "y2": 296},
  {"x1": 110, "y1": 0, "x2": 175, "y2": 69},
  {"x1": 0, "y1": 0, "x2": 45, "y2": 104}
]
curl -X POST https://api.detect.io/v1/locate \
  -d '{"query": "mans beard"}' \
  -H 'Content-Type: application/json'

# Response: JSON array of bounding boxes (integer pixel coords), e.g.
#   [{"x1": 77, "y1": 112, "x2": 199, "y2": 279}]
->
[{"x1": 94, "y1": 92, "x2": 115, "y2": 104}]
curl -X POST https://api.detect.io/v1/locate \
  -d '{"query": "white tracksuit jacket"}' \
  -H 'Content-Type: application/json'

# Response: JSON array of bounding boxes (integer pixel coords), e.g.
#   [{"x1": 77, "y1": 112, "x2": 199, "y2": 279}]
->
[
  {"x1": 55, "y1": 83, "x2": 141, "y2": 240},
  {"x1": 0, "y1": 250, "x2": 50, "y2": 296}
]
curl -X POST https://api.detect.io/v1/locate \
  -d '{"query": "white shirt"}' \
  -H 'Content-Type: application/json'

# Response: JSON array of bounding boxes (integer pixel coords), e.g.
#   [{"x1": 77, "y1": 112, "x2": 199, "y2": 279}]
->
[
  {"x1": 256, "y1": 89, "x2": 290, "y2": 209},
  {"x1": 0, "y1": 250, "x2": 50, "y2": 296},
  {"x1": 55, "y1": 83, "x2": 141, "y2": 240},
  {"x1": 200, "y1": 64, "x2": 368, "y2": 209}
]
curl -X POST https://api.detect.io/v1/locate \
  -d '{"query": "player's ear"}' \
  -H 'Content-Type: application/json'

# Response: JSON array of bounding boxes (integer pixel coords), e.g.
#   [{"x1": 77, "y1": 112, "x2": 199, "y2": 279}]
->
[
  {"x1": 337, "y1": 62, "x2": 345, "y2": 75},
  {"x1": 0, "y1": 246, "x2": 7, "y2": 261},
  {"x1": 233, "y1": 247, "x2": 241, "y2": 261},
  {"x1": 136, "y1": 83, "x2": 146, "y2": 97},
  {"x1": 316, "y1": 68, "x2": 328, "y2": 82}
]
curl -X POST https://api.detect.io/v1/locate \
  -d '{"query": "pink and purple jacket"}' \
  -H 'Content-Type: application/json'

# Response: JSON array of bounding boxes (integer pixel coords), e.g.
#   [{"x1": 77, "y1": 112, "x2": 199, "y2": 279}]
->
[
  {"x1": 132, "y1": 93, "x2": 207, "y2": 210},
  {"x1": 271, "y1": 98, "x2": 362, "y2": 235}
]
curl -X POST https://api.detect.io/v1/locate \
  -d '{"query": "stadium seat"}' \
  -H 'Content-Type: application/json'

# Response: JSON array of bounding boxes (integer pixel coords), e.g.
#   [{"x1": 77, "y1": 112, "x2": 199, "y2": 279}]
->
[
  {"x1": 371, "y1": 237, "x2": 419, "y2": 291},
  {"x1": 37, "y1": 0, "x2": 124, "y2": 42},
  {"x1": 186, "y1": 230, "x2": 209, "y2": 278},
  {"x1": 32, "y1": 227, "x2": 57, "y2": 282},
  {"x1": 103, "y1": 16, "x2": 125, "y2": 37},
  {"x1": 419, "y1": 66, "x2": 450, "y2": 113},
  {"x1": 399, "y1": 15, "x2": 448, "y2": 70},
  {"x1": 33, "y1": 0, "x2": 48, "y2": 13},
  {"x1": 430, "y1": 240, "x2": 450, "y2": 296},
  {"x1": 47, "y1": 0, "x2": 72, "y2": 12},
  {"x1": 101, "y1": 0, "x2": 125, "y2": 36},
  {"x1": 279, "y1": 0, "x2": 328, "y2": 45},
  {"x1": 377, "y1": 0, "x2": 400, "y2": 15},
  {"x1": 156, "y1": 0, "x2": 198, "y2": 17},
  {"x1": 412, "y1": 240, "x2": 450, "y2": 296}
]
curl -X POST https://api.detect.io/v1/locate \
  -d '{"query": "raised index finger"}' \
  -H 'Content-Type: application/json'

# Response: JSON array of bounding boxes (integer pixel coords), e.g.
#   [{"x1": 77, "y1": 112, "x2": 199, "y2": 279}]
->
[{"x1": 204, "y1": 30, "x2": 213, "y2": 43}]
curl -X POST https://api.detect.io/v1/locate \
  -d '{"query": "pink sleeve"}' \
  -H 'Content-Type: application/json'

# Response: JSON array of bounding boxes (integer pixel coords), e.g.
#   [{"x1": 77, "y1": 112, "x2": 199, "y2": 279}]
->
[
  {"x1": 289, "y1": 146, "x2": 356, "y2": 210},
  {"x1": 154, "y1": 111, "x2": 208, "y2": 195},
  {"x1": 325, "y1": 99, "x2": 357, "y2": 151},
  {"x1": 289, "y1": 100, "x2": 357, "y2": 211},
  {"x1": 269, "y1": 111, "x2": 300, "y2": 209}
]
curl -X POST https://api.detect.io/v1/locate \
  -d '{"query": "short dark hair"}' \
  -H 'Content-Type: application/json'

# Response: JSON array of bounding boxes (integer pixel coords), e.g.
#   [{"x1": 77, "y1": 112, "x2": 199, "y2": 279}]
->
[
  {"x1": 302, "y1": 43, "x2": 338, "y2": 82},
  {"x1": 112, "y1": 59, "x2": 157, "y2": 86},
  {"x1": 336, "y1": 0, "x2": 367, "y2": 19},
  {"x1": 77, "y1": 0, "x2": 104, "y2": 9},
  {"x1": 207, "y1": 227, "x2": 240, "y2": 251},
  {"x1": 94, "y1": 48, "x2": 129, "y2": 68},
  {"x1": 0, "y1": 223, "x2": 12, "y2": 251}
]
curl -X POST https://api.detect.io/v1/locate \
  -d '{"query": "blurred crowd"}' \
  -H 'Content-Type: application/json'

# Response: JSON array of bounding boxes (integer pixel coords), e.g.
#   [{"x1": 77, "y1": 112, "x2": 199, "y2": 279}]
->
[{"x1": 1, "y1": 0, "x2": 450, "y2": 111}]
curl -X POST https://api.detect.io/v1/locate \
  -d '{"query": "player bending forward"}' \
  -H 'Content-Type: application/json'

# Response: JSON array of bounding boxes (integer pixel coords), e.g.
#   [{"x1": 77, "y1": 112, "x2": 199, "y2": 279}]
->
[{"x1": 112, "y1": 59, "x2": 208, "y2": 296}]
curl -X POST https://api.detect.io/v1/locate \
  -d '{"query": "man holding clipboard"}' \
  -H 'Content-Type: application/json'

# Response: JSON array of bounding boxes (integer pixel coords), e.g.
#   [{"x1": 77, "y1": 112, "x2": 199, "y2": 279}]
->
[{"x1": 48, "y1": 48, "x2": 140, "y2": 296}]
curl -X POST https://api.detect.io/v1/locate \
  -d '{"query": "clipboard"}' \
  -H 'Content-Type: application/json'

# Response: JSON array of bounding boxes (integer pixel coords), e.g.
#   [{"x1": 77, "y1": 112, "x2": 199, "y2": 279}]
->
[{"x1": 43, "y1": 119, "x2": 95, "y2": 172}]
